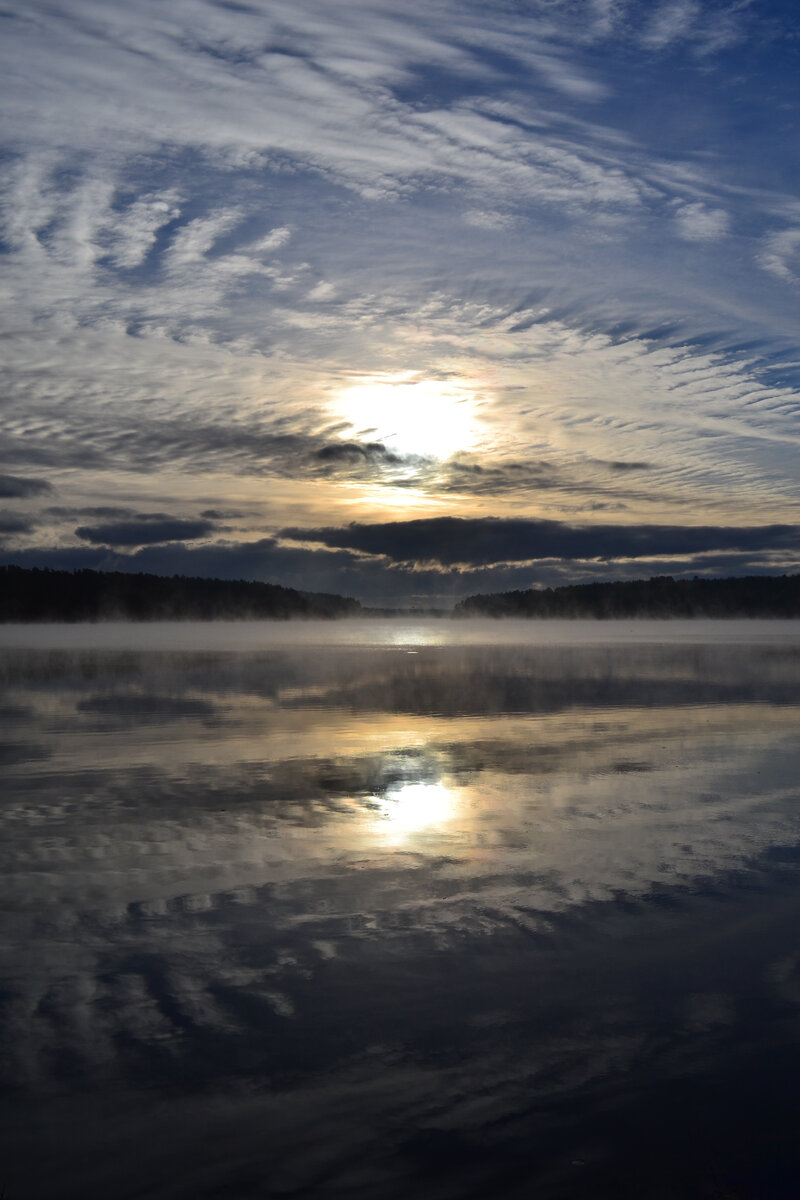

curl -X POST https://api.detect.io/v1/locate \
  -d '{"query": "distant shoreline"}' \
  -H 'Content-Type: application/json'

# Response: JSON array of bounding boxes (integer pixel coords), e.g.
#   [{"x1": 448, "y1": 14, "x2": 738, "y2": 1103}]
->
[
  {"x1": 456, "y1": 573, "x2": 800, "y2": 620},
  {"x1": 0, "y1": 564, "x2": 360, "y2": 623},
  {"x1": 2, "y1": 564, "x2": 799, "y2": 621}
]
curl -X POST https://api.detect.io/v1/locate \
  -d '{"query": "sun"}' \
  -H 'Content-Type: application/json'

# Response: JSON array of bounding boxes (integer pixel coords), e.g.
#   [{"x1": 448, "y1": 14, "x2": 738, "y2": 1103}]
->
[{"x1": 332, "y1": 373, "x2": 479, "y2": 460}]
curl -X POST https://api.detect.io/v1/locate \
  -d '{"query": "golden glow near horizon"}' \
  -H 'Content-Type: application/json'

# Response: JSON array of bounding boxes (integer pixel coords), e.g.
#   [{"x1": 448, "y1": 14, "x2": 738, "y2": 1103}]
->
[{"x1": 333, "y1": 374, "x2": 480, "y2": 460}]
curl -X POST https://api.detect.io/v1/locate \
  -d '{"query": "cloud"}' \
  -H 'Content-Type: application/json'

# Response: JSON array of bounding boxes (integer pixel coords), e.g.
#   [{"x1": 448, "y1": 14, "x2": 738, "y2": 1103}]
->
[
  {"x1": 0, "y1": 515, "x2": 34, "y2": 534},
  {"x1": 0, "y1": 473, "x2": 53, "y2": 499},
  {"x1": 461, "y1": 208, "x2": 515, "y2": 230},
  {"x1": 110, "y1": 190, "x2": 182, "y2": 269},
  {"x1": 587, "y1": 0, "x2": 626, "y2": 39},
  {"x1": 8, "y1": 0, "x2": 754, "y2": 266},
  {"x1": 46, "y1": 505, "x2": 138, "y2": 519},
  {"x1": 526, "y1": 50, "x2": 608, "y2": 101},
  {"x1": 252, "y1": 226, "x2": 293, "y2": 253},
  {"x1": 759, "y1": 229, "x2": 800, "y2": 284},
  {"x1": 0, "y1": 0, "x2": 798, "y2": 605},
  {"x1": 314, "y1": 441, "x2": 402, "y2": 466},
  {"x1": 639, "y1": 0, "x2": 751, "y2": 56},
  {"x1": 675, "y1": 202, "x2": 730, "y2": 242},
  {"x1": 641, "y1": 1, "x2": 700, "y2": 49},
  {"x1": 75, "y1": 515, "x2": 216, "y2": 547},
  {"x1": 5, "y1": 530, "x2": 800, "y2": 606},
  {"x1": 166, "y1": 208, "x2": 245, "y2": 270},
  {"x1": 433, "y1": 455, "x2": 654, "y2": 499},
  {"x1": 601, "y1": 460, "x2": 653, "y2": 472},
  {"x1": 434, "y1": 458, "x2": 561, "y2": 496},
  {"x1": 279, "y1": 516, "x2": 800, "y2": 569}
]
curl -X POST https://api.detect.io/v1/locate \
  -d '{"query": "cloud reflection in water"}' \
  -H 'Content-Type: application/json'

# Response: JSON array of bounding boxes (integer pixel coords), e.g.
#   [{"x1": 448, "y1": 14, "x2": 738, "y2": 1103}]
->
[{"x1": 2, "y1": 623, "x2": 800, "y2": 1200}]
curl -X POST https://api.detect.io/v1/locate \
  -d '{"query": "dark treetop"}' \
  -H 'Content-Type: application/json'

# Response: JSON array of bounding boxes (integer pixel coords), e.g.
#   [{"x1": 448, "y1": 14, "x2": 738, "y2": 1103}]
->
[
  {"x1": 455, "y1": 574, "x2": 800, "y2": 618},
  {"x1": 0, "y1": 566, "x2": 361, "y2": 622}
]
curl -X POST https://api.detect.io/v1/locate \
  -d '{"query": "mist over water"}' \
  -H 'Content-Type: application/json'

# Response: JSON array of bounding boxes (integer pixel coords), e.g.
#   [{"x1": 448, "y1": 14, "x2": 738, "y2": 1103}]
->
[
  {"x1": 2, "y1": 620, "x2": 800, "y2": 1199},
  {"x1": 2, "y1": 616, "x2": 798, "y2": 651}
]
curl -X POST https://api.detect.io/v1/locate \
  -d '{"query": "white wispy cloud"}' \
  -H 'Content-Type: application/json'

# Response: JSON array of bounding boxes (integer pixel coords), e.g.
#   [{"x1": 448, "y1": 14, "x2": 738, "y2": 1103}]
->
[
  {"x1": 641, "y1": 0, "x2": 700, "y2": 48},
  {"x1": 674, "y1": 201, "x2": 731, "y2": 241},
  {"x1": 110, "y1": 191, "x2": 182, "y2": 268},
  {"x1": 639, "y1": 0, "x2": 751, "y2": 54},
  {"x1": 0, "y1": 0, "x2": 727, "y2": 214},
  {"x1": 759, "y1": 228, "x2": 800, "y2": 284},
  {"x1": 166, "y1": 208, "x2": 244, "y2": 269},
  {"x1": 586, "y1": 0, "x2": 628, "y2": 39}
]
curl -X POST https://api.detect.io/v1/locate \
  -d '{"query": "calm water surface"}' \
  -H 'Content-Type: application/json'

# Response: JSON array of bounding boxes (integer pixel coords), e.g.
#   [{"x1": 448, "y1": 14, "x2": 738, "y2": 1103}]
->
[{"x1": 2, "y1": 620, "x2": 800, "y2": 1199}]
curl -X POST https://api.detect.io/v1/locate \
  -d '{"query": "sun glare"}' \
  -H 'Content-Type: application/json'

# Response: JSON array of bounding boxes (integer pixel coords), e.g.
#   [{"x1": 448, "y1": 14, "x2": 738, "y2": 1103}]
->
[
  {"x1": 372, "y1": 780, "x2": 457, "y2": 840},
  {"x1": 333, "y1": 375, "x2": 479, "y2": 460}
]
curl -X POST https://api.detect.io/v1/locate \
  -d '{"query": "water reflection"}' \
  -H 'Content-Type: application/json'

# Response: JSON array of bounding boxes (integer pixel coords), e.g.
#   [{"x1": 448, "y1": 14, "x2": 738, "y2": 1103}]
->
[
  {"x1": 371, "y1": 780, "x2": 459, "y2": 840},
  {"x1": 1, "y1": 622, "x2": 800, "y2": 1199}
]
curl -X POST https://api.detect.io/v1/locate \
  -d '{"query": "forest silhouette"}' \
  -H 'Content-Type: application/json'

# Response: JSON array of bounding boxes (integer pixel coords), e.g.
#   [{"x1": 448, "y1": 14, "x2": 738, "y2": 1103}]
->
[
  {"x1": 0, "y1": 566, "x2": 360, "y2": 621},
  {"x1": 457, "y1": 573, "x2": 800, "y2": 618},
  {"x1": 2, "y1": 565, "x2": 800, "y2": 620}
]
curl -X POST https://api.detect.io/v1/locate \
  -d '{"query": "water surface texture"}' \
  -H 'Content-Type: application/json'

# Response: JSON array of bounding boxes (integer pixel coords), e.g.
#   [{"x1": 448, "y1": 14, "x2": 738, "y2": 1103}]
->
[{"x1": 2, "y1": 621, "x2": 800, "y2": 1199}]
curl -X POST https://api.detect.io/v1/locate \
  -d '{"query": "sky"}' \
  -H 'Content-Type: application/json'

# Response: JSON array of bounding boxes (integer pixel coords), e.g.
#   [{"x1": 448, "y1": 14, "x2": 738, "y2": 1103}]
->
[{"x1": 1, "y1": 0, "x2": 799, "y2": 605}]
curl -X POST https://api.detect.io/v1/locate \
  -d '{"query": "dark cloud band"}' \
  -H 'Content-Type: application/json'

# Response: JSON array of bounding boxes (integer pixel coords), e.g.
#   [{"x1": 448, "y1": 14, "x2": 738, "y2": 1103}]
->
[
  {"x1": 76, "y1": 517, "x2": 216, "y2": 547},
  {"x1": 0, "y1": 474, "x2": 53, "y2": 499},
  {"x1": 280, "y1": 517, "x2": 800, "y2": 568}
]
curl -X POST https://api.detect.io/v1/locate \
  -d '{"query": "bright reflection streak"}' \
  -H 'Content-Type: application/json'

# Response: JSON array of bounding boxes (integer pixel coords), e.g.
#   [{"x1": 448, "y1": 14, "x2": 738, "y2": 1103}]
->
[
  {"x1": 385, "y1": 624, "x2": 449, "y2": 647},
  {"x1": 371, "y1": 781, "x2": 457, "y2": 839}
]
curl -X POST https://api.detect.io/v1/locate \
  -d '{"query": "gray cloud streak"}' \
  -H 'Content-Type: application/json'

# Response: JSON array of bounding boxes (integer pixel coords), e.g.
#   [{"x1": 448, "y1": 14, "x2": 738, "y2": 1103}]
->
[
  {"x1": 76, "y1": 516, "x2": 216, "y2": 547},
  {"x1": 280, "y1": 517, "x2": 800, "y2": 568},
  {"x1": 0, "y1": 474, "x2": 53, "y2": 499}
]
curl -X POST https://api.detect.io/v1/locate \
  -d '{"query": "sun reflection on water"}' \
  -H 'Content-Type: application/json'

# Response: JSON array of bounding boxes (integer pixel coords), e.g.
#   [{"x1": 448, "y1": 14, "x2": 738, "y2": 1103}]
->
[{"x1": 371, "y1": 781, "x2": 457, "y2": 840}]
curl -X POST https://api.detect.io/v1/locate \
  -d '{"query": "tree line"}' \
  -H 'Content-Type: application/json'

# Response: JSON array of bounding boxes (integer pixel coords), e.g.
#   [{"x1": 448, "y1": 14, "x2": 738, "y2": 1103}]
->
[
  {"x1": 0, "y1": 565, "x2": 361, "y2": 621},
  {"x1": 455, "y1": 574, "x2": 800, "y2": 618}
]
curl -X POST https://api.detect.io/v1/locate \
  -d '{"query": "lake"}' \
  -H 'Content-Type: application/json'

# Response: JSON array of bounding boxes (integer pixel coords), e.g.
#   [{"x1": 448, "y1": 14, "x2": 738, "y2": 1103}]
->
[{"x1": 1, "y1": 620, "x2": 800, "y2": 1199}]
